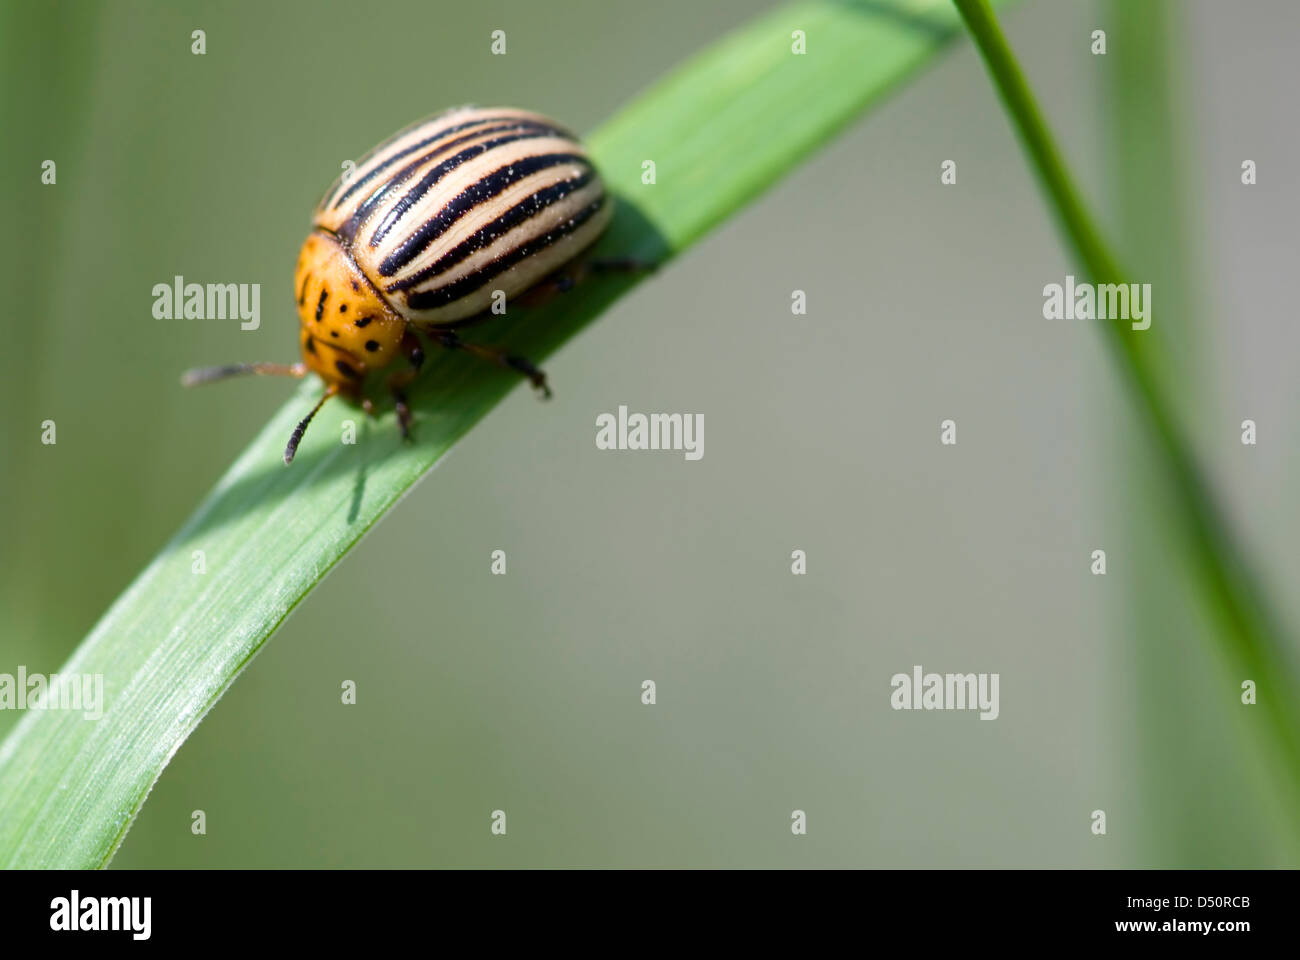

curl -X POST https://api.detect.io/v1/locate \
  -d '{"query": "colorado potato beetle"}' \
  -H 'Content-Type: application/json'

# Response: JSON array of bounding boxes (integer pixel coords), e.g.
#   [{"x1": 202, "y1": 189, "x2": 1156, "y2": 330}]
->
[{"x1": 184, "y1": 105, "x2": 635, "y2": 464}]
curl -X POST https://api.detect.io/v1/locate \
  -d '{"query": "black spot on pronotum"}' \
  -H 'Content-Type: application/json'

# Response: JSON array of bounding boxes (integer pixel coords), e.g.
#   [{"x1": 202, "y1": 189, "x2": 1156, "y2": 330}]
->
[
  {"x1": 298, "y1": 273, "x2": 311, "y2": 306},
  {"x1": 315, "y1": 289, "x2": 328, "y2": 322},
  {"x1": 364, "y1": 340, "x2": 379, "y2": 352},
  {"x1": 355, "y1": 315, "x2": 372, "y2": 327},
  {"x1": 335, "y1": 359, "x2": 360, "y2": 379}
]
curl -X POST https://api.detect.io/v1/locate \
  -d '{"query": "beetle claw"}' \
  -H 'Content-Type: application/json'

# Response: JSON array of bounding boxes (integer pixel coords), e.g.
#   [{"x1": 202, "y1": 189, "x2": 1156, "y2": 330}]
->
[{"x1": 395, "y1": 399, "x2": 413, "y2": 440}]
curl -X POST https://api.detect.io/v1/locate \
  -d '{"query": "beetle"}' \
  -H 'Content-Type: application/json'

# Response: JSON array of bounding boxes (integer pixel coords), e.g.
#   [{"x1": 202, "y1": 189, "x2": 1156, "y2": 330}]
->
[{"x1": 183, "y1": 105, "x2": 636, "y2": 464}]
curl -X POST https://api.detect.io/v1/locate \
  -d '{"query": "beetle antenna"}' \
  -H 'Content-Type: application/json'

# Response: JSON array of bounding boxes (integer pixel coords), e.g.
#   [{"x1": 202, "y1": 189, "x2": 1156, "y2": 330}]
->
[
  {"x1": 181, "y1": 363, "x2": 307, "y2": 387},
  {"x1": 283, "y1": 385, "x2": 338, "y2": 465}
]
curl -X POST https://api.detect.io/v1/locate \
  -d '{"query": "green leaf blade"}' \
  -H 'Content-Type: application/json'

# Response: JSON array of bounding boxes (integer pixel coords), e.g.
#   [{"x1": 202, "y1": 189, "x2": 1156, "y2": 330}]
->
[{"x1": 0, "y1": 0, "x2": 1014, "y2": 868}]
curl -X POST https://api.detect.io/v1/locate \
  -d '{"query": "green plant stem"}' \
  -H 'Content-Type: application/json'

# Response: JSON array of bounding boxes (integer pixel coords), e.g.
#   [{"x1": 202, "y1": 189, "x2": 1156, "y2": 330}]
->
[{"x1": 953, "y1": 0, "x2": 1300, "y2": 825}]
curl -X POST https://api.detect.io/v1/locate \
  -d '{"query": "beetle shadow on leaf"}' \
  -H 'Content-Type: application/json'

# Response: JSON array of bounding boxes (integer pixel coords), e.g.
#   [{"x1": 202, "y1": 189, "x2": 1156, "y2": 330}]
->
[
  {"x1": 171, "y1": 192, "x2": 669, "y2": 552},
  {"x1": 346, "y1": 418, "x2": 373, "y2": 525}
]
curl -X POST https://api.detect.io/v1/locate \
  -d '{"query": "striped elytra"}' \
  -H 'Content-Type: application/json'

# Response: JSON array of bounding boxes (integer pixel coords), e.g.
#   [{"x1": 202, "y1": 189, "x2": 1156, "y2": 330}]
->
[
  {"x1": 184, "y1": 105, "x2": 616, "y2": 465},
  {"x1": 313, "y1": 105, "x2": 612, "y2": 327}
]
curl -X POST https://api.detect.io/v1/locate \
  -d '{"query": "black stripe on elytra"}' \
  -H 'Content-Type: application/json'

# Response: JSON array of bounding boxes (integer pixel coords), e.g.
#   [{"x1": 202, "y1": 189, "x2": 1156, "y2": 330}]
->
[
  {"x1": 337, "y1": 122, "x2": 563, "y2": 244},
  {"x1": 314, "y1": 289, "x2": 328, "y2": 321},
  {"x1": 330, "y1": 115, "x2": 544, "y2": 211},
  {"x1": 379, "y1": 155, "x2": 589, "y2": 277},
  {"x1": 386, "y1": 171, "x2": 596, "y2": 291},
  {"x1": 404, "y1": 196, "x2": 606, "y2": 311},
  {"x1": 365, "y1": 131, "x2": 569, "y2": 249},
  {"x1": 297, "y1": 272, "x2": 311, "y2": 306}
]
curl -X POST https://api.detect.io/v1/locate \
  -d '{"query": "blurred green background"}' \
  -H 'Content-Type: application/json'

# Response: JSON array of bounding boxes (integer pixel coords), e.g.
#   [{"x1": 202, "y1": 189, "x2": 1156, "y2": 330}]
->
[{"x1": 2, "y1": 0, "x2": 1298, "y2": 867}]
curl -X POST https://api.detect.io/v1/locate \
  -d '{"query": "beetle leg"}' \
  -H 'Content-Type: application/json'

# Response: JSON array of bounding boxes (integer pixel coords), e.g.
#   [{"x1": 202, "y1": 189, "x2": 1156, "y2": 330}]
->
[
  {"x1": 386, "y1": 331, "x2": 425, "y2": 440},
  {"x1": 181, "y1": 362, "x2": 307, "y2": 387},
  {"x1": 428, "y1": 329, "x2": 550, "y2": 399}
]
